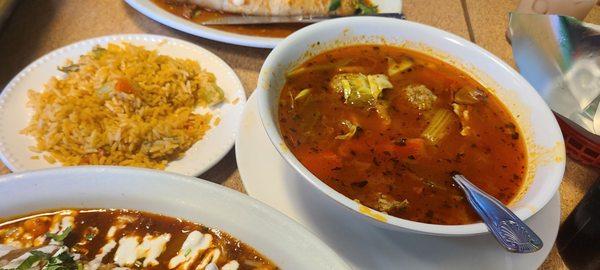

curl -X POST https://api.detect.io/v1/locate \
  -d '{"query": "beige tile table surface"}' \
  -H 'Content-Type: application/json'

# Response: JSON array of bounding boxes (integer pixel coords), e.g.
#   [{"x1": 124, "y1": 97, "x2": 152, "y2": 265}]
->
[{"x1": 0, "y1": 1, "x2": 598, "y2": 269}]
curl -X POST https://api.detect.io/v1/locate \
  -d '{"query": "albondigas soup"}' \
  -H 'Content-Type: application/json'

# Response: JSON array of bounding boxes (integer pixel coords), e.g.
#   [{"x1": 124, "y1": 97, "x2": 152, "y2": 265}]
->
[{"x1": 278, "y1": 45, "x2": 527, "y2": 225}]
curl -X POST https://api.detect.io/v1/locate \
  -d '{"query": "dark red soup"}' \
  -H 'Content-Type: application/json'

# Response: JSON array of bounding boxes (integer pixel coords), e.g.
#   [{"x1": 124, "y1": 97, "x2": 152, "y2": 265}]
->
[
  {"x1": 278, "y1": 45, "x2": 527, "y2": 225},
  {"x1": 0, "y1": 209, "x2": 277, "y2": 269}
]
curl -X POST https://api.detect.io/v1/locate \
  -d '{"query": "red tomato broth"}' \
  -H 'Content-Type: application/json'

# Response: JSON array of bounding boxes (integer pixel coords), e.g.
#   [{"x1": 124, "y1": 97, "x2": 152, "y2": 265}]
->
[{"x1": 278, "y1": 45, "x2": 527, "y2": 225}]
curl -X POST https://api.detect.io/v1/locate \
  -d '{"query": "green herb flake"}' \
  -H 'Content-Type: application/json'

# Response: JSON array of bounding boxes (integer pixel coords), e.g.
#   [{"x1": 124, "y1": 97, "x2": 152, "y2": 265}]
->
[
  {"x1": 192, "y1": 8, "x2": 202, "y2": 18},
  {"x1": 355, "y1": 0, "x2": 378, "y2": 15},
  {"x1": 16, "y1": 250, "x2": 50, "y2": 270},
  {"x1": 84, "y1": 232, "x2": 96, "y2": 241},
  {"x1": 184, "y1": 248, "x2": 192, "y2": 257},
  {"x1": 328, "y1": 0, "x2": 341, "y2": 11},
  {"x1": 45, "y1": 250, "x2": 78, "y2": 270},
  {"x1": 91, "y1": 47, "x2": 107, "y2": 59},
  {"x1": 46, "y1": 226, "x2": 72, "y2": 242},
  {"x1": 57, "y1": 64, "x2": 80, "y2": 73},
  {"x1": 10, "y1": 246, "x2": 80, "y2": 270}
]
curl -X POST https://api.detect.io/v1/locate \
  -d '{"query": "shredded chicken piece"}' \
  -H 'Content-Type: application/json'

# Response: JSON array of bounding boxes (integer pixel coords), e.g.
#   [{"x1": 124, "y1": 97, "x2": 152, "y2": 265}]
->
[
  {"x1": 376, "y1": 193, "x2": 409, "y2": 213},
  {"x1": 452, "y1": 103, "x2": 471, "y2": 136}
]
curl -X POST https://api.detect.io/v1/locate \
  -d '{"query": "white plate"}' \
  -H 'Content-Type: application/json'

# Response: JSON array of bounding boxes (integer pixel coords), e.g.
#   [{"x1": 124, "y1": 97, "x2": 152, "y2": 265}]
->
[
  {"x1": 124, "y1": 0, "x2": 403, "y2": 48},
  {"x1": 0, "y1": 34, "x2": 245, "y2": 176},
  {"x1": 0, "y1": 166, "x2": 350, "y2": 270},
  {"x1": 237, "y1": 93, "x2": 560, "y2": 270}
]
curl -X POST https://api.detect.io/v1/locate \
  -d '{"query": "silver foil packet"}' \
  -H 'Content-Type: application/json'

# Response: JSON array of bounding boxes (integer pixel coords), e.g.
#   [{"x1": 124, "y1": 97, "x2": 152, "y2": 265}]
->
[{"x1": 509, "y1": 13, "x2": 600, "y2": 139}]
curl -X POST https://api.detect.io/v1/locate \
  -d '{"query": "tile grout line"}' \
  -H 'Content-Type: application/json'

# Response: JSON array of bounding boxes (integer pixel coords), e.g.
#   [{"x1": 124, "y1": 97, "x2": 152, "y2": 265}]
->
[{"x1": 460, "y1": 0, "x2": 477, "y2": 43}]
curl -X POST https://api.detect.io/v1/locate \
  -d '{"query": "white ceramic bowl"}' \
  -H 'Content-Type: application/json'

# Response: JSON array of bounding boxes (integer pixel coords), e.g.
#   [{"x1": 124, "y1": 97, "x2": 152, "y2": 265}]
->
[
  {"x1": 257, "y1": 17, "x2": 566, "y2": 236},
  {"x1": 0, "y1": 166, "x2": 350, "y2": 270}
]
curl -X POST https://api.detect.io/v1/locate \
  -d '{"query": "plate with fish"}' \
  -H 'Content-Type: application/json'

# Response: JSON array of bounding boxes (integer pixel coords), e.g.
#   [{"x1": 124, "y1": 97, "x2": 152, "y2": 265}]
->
[
  {"x1": 125, "y1": 0, "x2": 403, "y2": 48},
  {"x1": 0, "y1": 34, "x2": 246, "y2": 176}
]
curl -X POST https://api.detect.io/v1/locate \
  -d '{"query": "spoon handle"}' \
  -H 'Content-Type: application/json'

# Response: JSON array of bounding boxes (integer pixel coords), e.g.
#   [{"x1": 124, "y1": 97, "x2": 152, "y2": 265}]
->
[{"x1": 452, "y1": 174, "x2": 543, "y2": 253}]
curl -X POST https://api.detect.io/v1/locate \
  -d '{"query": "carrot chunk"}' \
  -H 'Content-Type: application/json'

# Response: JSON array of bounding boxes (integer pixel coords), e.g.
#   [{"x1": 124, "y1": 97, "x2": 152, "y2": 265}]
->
[{"x1": 115, "y1": 78, "x2": 135, "y2": 94}]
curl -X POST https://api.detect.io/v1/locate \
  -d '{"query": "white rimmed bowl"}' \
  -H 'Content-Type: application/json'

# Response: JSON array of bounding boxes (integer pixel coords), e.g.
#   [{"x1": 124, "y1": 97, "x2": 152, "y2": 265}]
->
[
  {"x1": 0, "y1": 166, "x2": 350, "y2": 270},
  {"x1": 257, "y1": 17, "x2": 566, "y2": 236}
]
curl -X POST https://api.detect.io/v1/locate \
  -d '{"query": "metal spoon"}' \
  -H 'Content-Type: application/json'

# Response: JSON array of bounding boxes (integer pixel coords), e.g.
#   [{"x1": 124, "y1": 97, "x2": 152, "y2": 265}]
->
[{"x1": 452, "y1": 174, "x2": 543, "y2": 253}]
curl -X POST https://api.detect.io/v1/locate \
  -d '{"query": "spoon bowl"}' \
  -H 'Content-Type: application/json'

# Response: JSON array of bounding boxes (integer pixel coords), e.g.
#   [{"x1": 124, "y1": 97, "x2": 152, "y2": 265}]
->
[{"x1": 453, "y1": 174, "x2": 543, "y2": 253}]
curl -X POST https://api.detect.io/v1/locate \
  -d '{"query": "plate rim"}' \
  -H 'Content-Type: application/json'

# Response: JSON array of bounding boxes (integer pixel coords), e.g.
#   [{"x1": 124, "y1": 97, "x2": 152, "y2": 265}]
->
[{"x1": 0, "y1": 33, "x2": 246, "y2": 176}]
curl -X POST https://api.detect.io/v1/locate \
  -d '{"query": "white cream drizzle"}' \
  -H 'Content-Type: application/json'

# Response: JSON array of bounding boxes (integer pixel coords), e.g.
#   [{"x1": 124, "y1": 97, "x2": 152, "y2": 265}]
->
[
  {"x1": 106, "y1": 215, "x2": 136, "y2": 239},
  {"x1": 221, "y1": 260, "x2": 239, "y2": 270},
  {"x1": 195, "y1": 248, "x2": 220, "y2": 270},
  {"x1": 85, "y1": 240, "x2": 117, "y2": 270},
  {"x1": 168, "y1": 231, "x2": 213, "y2": 270},
  {"x1": 106, "y1": 226, "x2": 118, "y2": 239},
  {"x1": 108, "y1": 233, "x2": 172, "y2": 268},
  {"x1": 113, "y1": 236, "x2": 140, "y2": 266},
  {"x1": 136, "y1": 233, "x2": 171, "y2": 267},
  {"x1": 205, "y1": 262, "x2": 219, "y2": 270}
]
